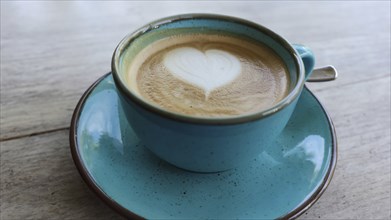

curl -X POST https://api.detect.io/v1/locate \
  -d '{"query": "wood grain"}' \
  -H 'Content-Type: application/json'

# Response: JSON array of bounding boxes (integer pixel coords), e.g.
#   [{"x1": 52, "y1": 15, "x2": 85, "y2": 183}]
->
[
  {"x1": 1, "y1": 1, "x2": 390, "y2": 139},
  {"x1": 1, "y1": 78, "x2": 389, "y2": 219},
  {"x1": 1, "y1": 1, "x2": 390, "y2": 219},
  {"x1": 0, "y1": 130, "x2": 124, "y2": 220},
  {"x1": 303, "y1": 77, "x2": 391, "y2": 219}
]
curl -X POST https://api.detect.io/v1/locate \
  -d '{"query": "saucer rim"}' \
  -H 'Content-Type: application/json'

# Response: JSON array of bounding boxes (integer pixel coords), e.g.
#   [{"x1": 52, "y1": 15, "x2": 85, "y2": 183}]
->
[{"x1": 69, "y1": 72, "x2": 337, "y2": 220}]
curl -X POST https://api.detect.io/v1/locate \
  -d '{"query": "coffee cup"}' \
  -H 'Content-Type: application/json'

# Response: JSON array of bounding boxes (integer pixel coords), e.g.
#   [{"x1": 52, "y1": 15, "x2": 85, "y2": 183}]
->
[{"x1": 112, "y1": 14, "x2": 315, "y2": 172}]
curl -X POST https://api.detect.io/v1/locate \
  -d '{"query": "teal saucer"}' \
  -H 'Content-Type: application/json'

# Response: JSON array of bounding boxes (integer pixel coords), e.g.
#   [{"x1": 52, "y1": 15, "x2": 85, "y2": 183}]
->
[{"x1": 70, "y1": 73, "x2": 337, "y2": 219}]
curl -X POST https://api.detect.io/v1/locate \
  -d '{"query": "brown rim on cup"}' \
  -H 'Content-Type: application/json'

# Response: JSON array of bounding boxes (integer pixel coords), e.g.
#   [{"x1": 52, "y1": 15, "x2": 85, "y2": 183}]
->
[{"x1": 111, "y1": 13, "x2": 305, "y2": 125}]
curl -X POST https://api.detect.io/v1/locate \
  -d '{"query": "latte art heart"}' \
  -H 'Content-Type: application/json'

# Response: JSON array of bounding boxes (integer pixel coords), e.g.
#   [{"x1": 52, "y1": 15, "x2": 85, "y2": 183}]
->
[
  {"x1": 128, "y1": 33, "x2": 290, "y2": 117},
  {"x1": 163, "y1": 47, "x2": 241, "y2": 96}
]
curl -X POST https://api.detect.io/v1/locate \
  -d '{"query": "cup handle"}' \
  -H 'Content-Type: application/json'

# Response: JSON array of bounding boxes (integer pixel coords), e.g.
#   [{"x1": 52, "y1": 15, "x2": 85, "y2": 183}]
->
[{"x1": 293, "y1": 44, "x2": 315, "y2": 80}]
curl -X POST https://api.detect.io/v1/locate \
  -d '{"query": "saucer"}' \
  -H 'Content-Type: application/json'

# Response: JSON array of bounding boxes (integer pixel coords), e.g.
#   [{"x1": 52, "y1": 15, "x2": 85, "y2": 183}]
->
[{"x1": 70, "y1": 73, "x2": 337, "y2": 219}]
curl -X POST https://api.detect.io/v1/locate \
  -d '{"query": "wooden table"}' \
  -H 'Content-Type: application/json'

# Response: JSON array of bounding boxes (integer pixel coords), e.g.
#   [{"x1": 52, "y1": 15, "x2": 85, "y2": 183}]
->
[{"x1": 1, "y1": 1, "x2": 390, "y2": 219}]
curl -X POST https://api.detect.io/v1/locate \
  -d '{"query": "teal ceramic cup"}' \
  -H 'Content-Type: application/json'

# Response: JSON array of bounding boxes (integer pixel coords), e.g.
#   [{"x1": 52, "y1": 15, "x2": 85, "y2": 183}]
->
[{"x1": 112, "y1": 14, "x2": 315, "y2": 172}]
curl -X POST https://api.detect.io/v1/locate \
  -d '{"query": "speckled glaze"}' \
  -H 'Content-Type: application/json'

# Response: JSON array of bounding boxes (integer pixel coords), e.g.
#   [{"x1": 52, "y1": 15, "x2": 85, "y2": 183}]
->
[
  {"x1": 112, "y1": 14, "x2": 316, "y2": 172},
  {"x1": 70, "y1": 73, "x2": 337, "y2": 220}
]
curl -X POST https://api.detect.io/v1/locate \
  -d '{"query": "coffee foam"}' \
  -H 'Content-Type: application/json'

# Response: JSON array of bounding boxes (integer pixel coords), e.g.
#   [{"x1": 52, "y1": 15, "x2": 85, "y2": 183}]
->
[
  {"x1": 127, "y1": 33, "x2": 290, "y2": 117},
  {"x1": 164, "y1": 47, "x2": 241, "y2": 97}
]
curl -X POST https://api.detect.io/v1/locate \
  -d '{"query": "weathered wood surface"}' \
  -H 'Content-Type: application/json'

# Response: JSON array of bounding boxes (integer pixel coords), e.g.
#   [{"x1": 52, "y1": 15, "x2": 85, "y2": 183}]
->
[
  {"x1": 1, "y1": 130, "x2": 125, "y2": 220},
  {"x1": 1, "y1": 1, "x2": 390, "y2": 219},
  {"x1": 1, "y1": 1, "x2": 390, "y2": 140}
]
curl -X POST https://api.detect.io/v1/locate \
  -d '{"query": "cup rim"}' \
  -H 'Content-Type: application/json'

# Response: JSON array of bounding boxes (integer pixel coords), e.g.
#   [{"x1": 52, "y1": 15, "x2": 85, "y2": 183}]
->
[{"x1": 111, "y1": 13, "x2": 305, "y2": 125}]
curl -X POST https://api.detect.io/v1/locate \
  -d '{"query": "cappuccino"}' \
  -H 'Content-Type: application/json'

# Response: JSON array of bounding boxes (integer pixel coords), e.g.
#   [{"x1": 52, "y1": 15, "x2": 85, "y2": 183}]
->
[{"x1": 127, "y1": 33, "x2": 290, "y2": 117}]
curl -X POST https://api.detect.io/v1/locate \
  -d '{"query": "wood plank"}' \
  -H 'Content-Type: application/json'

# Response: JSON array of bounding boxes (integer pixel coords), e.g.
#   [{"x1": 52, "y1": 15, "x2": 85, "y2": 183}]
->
[
  {"x1": 1, "y1": 78, "x2": 389, "y2": 219},
  {"x1": 1, "y1": 2, "x2": 390, "y2": 218},
  {"x1": 302, "y1": 77, "x2": 391, "y2": 219},
  {"x1": 0, "y1": 129, "x2": 124, "y2": 220},
  {"x1": 1, "y1": 1, "x2": 390, "y2": 139}
]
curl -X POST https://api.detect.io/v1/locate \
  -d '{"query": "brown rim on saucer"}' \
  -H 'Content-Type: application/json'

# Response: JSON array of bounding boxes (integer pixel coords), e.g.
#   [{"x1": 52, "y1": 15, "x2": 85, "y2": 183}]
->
[
  {"x1": 69, "y1": 73, "x2": 337, "y2": 220},
  {"x1": 278, "y1": 89, "x2": 338, "y2": 220},
  {"x1": 69, "y1": 73, "x2": 143, "y2": 220}
]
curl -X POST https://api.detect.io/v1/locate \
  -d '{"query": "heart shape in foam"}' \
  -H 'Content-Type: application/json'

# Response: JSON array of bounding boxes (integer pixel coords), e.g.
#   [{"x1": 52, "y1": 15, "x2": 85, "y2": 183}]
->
[{"x1": 164, "y1": 47, "x2": 241, "y2": 96}]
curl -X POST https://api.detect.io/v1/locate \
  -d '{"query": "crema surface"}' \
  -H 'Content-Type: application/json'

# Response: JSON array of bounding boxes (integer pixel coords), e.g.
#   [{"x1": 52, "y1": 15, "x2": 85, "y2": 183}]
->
[{"x1": 127, "y1": 34, "x2": 290, "y2": 117}]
